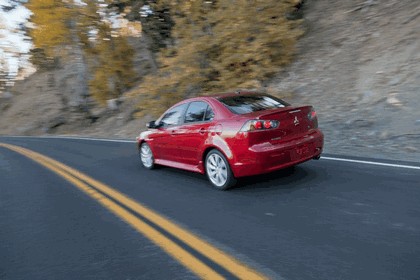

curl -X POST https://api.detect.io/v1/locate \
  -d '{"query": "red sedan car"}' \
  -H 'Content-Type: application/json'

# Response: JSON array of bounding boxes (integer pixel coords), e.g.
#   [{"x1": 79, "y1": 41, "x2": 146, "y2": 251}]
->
[{"x1": 136, "y1": 92, "x2": 323, "y2": 190}]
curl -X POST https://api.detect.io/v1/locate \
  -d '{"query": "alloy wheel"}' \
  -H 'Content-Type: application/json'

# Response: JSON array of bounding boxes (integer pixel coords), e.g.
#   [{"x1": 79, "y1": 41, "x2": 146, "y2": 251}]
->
[
  {"x1": 140, "y1": 143, "x2": 154, "y2": 169},
  {"x1": 206, "y1": 153, "x2": 228, "y2": 187}
]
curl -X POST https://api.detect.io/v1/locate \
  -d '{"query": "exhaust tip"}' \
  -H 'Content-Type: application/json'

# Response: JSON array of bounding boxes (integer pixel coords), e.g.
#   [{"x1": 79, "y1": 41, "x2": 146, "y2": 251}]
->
[{"x1": 313, "y1": 148, "x2": 321, "y2": 160}]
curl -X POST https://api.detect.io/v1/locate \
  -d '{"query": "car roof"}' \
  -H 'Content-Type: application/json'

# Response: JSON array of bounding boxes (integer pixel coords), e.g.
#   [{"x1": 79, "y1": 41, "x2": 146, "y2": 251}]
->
[
  {"x1": 176, "y1": 91, "x2": 268, "y2": 107},
  {"x1": 170, "y1": 91, "x2": 267, "y2": 108},
  {"x1": 198, "y1": 91, "x2": 264, "y2": 100}
]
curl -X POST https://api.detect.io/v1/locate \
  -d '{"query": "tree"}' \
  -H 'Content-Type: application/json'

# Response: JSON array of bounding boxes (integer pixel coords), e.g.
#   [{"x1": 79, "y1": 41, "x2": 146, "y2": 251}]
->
[
  {"x1": 106, "y1": 0, "x2": 175, "y2": 52},
  {"x1": 87, "y1": 25, "x2": 137, "y2": 103},
  {"x1": 133, "y1": 0, "x2": 303, "y2": 117},
  {"x1": 77, "y1": 1, "x2": 137, "y2": 104},
  {"x1": 25, "y1": 0, "x2": 138, "y2": 105},
  {"x1": 26, "y1": 0, "x2": 73, "y2": 57}
]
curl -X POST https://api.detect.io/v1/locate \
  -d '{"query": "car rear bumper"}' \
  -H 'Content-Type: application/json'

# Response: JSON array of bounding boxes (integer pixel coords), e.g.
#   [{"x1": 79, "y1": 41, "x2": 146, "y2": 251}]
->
[{"x1": 231, "y1": 129, "x2": 324, "y2": 178}]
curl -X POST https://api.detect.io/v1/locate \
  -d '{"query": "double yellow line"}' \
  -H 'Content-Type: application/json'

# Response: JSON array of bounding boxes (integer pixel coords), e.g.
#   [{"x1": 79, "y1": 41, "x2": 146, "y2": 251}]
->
[{"x1": 0, "y1": 143, "x2": 268, "y2": 280}]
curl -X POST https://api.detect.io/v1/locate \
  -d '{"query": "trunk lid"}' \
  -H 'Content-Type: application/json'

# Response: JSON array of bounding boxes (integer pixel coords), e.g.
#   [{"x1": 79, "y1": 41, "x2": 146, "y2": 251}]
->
[{"x1": 243, "y1": 106, "x2": 315, "y2": 145}]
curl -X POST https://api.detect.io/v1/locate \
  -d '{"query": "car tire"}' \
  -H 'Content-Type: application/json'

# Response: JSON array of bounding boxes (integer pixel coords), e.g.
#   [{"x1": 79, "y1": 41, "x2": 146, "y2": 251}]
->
[
  {"x1": 205, "y1": 149, "x2": 237, "y2": 190},
  {"x1": 139, "y1": 142, "x2": 155, "y2": 169}
]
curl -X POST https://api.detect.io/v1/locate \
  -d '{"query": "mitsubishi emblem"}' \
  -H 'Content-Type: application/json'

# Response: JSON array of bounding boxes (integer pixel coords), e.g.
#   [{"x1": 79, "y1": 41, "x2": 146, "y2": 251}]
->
[{"x1": 294, "y1": 116, "x2": 299, "y2": 126}]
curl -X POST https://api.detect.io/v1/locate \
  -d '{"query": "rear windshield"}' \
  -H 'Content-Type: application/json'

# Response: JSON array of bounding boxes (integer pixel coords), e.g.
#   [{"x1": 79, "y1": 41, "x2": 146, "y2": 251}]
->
[{"x1": 218, "y1": 94, "x2": 289, "y2": 114}]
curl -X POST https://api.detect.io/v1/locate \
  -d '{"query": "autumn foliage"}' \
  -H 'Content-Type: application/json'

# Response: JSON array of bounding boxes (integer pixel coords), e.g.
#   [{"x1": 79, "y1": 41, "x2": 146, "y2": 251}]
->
[
  {"x1": 133, "y1": 0, "x2": 303, "y2": 117},
  {"x1": 26, "y1": 0, "x2": 137, "y2": 104},
  {"x1": 25, "y1": 0, "x2": 303, "y2": 115}
]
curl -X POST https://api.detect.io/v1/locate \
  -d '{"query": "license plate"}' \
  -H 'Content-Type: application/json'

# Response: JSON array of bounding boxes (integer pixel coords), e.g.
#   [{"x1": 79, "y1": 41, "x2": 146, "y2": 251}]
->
[{"x1": 296, "y1": 145, "x2": 309, "y2": 156}]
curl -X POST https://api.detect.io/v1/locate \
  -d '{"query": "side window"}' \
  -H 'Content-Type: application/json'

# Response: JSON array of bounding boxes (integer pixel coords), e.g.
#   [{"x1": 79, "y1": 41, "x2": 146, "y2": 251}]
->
[
  {"x1": 204, "y1": 106, "x2": 214, "y2": 121},
  {"x1": 185, "y1": 102, "x2": 209, "y2": 123},
  {"x1": 159, "y1": 104, "x2": 187, "y2": 127}
]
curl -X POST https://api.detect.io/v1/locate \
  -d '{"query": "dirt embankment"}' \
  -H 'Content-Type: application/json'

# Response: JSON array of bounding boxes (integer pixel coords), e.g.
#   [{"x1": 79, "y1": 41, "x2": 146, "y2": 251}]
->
[
  {"x1": 272, "y1": 0, "x2": 420, "y2": 162},
  {"x1": 1, "y1": 0, "x2": 419, "y2": 162}
]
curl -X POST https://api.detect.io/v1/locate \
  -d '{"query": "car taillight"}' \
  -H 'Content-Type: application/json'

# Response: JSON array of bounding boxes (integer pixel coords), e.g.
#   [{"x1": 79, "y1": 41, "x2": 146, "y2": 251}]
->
[
  {"x1": 308, "y1": 108, "x2": 318, "y2": 128},
  {"x1": 254, "y1": 121, "x2": 263, "y2": 129},
  {"x1": 308, "y1": 109, "x2": 316, "y2": 120},
  {"x1": 240, "y1": 120, "x2": 280, "y2": 132}
]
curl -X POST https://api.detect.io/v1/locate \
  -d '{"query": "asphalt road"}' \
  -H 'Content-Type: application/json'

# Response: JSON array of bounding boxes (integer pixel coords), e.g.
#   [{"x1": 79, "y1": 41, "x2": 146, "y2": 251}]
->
[{"x1": 0, "y1": 136, "x2": 419, "y2": 280}]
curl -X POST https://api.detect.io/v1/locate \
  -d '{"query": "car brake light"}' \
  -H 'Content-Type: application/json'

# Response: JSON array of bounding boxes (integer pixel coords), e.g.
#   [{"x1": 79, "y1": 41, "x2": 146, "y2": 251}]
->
[
  {"x1": 308, "y1": 107, "x2": 317, "y2": 120},
  {"x1": 264, "y1": 120, "x2": 272, "y2": 129},
  {"x1": 240, "y1": 120, "x2": 280, "y2": 132}
]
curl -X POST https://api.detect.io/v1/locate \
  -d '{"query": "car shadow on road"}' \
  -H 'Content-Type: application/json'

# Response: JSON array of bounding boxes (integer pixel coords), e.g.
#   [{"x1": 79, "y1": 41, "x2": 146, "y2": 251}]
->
[
  {"x1": 232, "y1": 164, "x2": 320, "y2": 192},
  {"x1": 152, "y1": 162, "x2": 323, "y2": 193}
]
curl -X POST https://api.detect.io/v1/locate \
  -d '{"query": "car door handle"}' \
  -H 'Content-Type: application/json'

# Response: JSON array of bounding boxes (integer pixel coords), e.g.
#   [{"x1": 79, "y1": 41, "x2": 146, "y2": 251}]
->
[{"x1": 199, "y1": 128, "x2": 207, "y2": 134}]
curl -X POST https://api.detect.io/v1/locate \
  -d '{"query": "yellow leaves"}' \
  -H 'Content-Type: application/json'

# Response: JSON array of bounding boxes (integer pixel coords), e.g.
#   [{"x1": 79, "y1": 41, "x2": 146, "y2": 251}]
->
[
  {"x1": 134, "y1": 0, "x2": 304, "y2": 118},
  {"x1": 87, "y1": 35, "x2": 137, "y2": 104},
  {"x1": 89, "y1": 69, "x2": 110, "y2": 105},
  {"x1": 26, "y1": 0, "x2": 139, "y2": 104},
  {"x1": 26, "y1": 0, "x2": 73, "y2": 54},
  {"x1": 25, "y1": 0, "x2": 305, "y2": 114},
  {"x1": 119, "y1": 21, "x2": 142, "y2": 37}
]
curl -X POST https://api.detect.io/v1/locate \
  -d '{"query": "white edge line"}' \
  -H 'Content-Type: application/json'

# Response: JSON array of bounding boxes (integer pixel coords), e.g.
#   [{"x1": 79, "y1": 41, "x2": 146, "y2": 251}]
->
[
  {"x1": 2, "y1": 136, "x2": 419, "y2": 170},
  {"x1": 2, "y1": 135, "x2": 137, "y2": 143},
  {"x1": 321, "y1": 156, "x2": 420, "y2": 170}
]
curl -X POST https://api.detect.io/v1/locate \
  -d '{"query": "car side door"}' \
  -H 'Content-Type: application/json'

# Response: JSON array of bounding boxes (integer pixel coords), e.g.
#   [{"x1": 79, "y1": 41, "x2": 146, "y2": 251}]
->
[
  {"x1": 152, "y1": 103, "x2": 187, "y2": 162},
  {"x1": 175, "y1": 101, "x2": 215, "y2": 166}
]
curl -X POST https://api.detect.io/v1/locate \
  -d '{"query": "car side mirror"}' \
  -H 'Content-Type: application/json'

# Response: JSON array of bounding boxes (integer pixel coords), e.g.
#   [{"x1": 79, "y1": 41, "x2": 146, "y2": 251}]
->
[{"x1": 147, "y1": 120, "x2": 157, "y2": 129}]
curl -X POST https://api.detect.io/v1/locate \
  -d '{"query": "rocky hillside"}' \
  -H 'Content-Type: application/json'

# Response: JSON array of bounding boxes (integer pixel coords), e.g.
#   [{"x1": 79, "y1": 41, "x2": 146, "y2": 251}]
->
[
  {"x1": 1, "y1": 0, "x2": 419, "y2": 162},
  {"x1": 272, "y1": 0, "x2": 420, "y2": 162}
]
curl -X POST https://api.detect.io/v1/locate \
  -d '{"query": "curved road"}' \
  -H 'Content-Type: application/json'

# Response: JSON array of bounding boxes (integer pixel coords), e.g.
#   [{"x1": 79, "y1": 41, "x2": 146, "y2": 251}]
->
[{"x1": 1, "y1": 136, "x2": 419, "y2": 280}]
